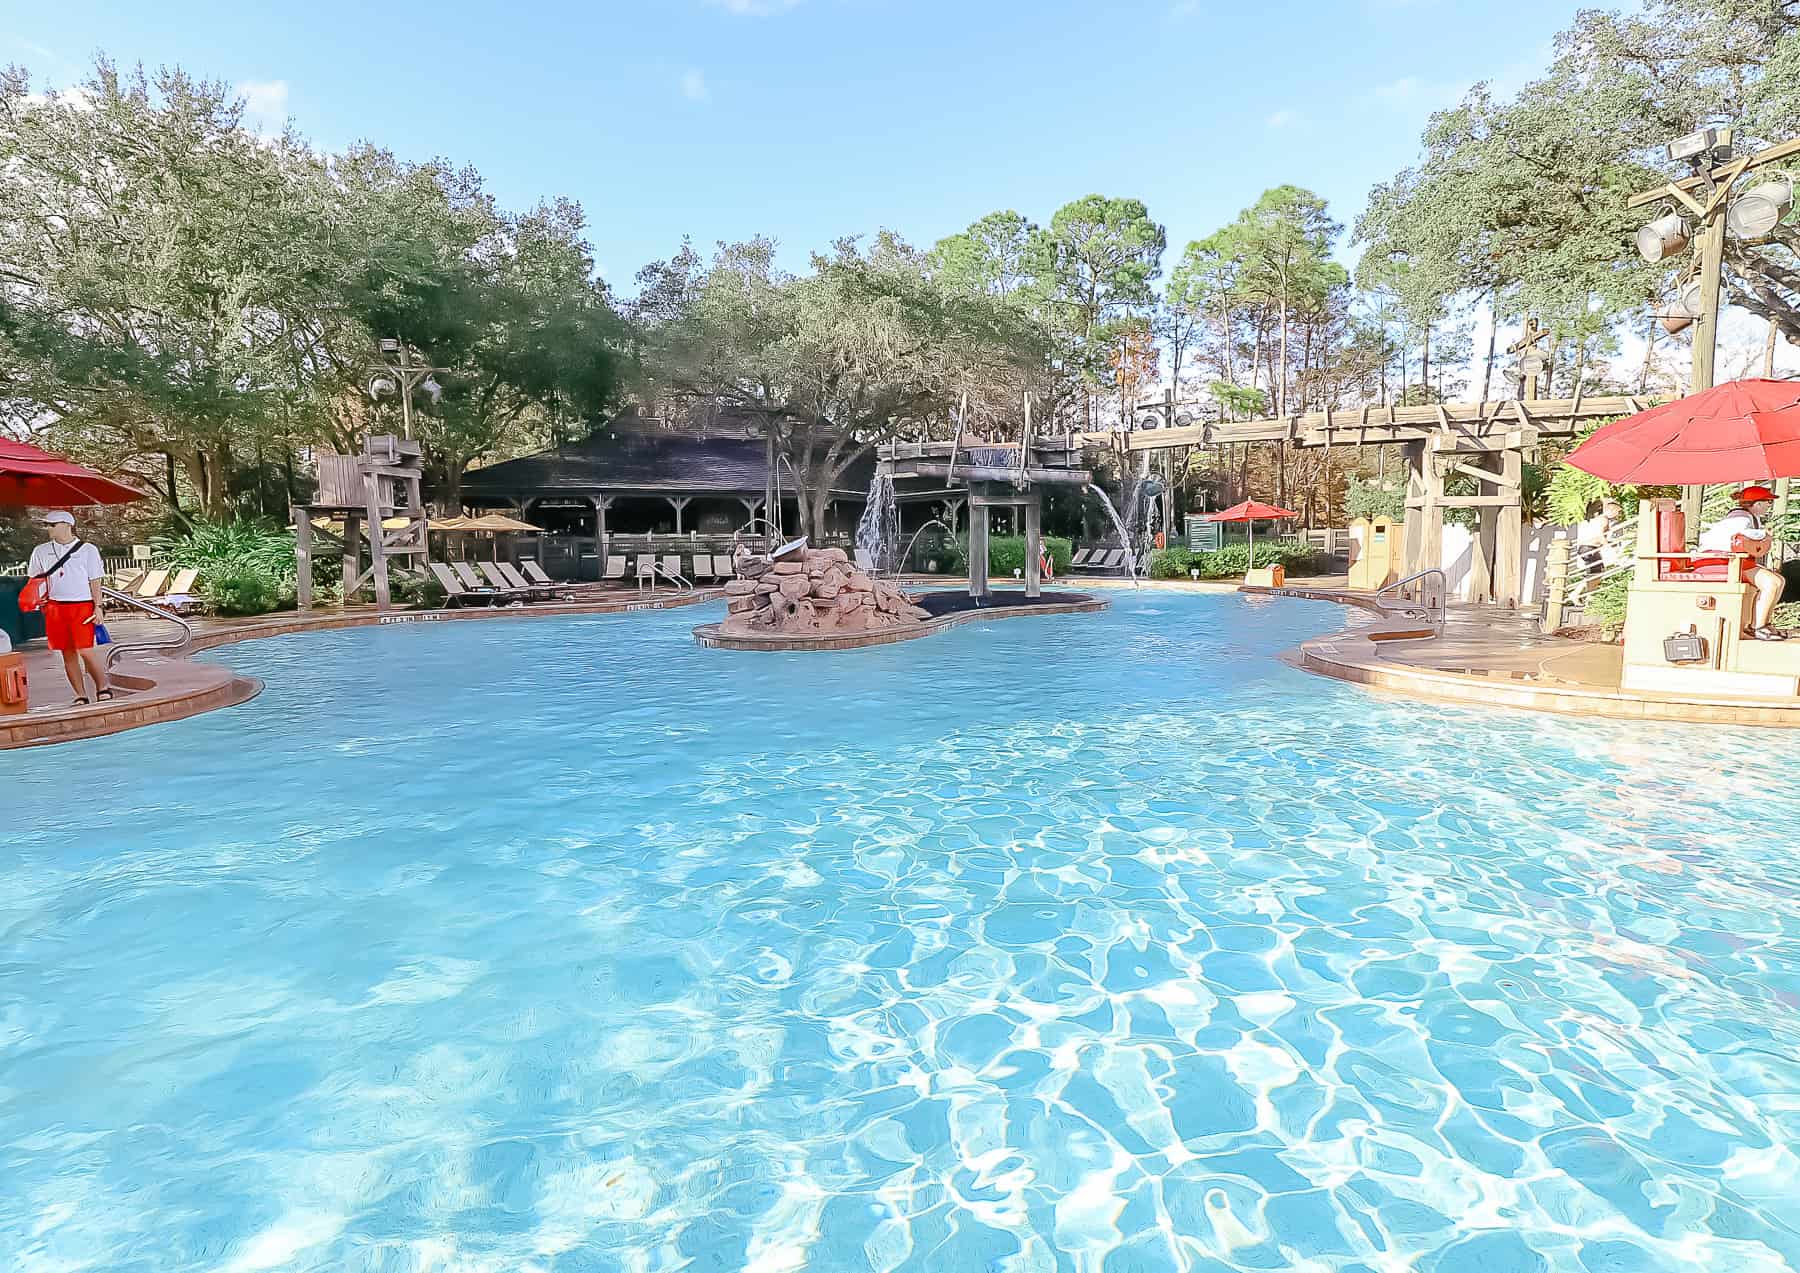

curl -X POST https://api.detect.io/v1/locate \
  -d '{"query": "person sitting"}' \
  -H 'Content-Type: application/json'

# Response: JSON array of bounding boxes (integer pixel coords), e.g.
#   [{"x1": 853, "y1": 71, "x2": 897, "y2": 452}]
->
[
  {"x1": 1576, "y1": 497, "x2": 1624, "y2": 571},
  {"x1": 1697, "y1": 484, "x2": 1786, "y2": 641}
]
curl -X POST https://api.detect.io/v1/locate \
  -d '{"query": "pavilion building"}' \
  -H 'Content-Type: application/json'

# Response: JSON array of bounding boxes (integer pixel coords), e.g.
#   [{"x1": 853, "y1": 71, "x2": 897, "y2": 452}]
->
[{"x1": 459, "y1": 410, "x2": 875, "y2": 580}]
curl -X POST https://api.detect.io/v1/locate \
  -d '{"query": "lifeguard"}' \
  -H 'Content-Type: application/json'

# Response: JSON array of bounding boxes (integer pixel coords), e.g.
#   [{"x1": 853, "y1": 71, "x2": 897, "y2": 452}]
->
[{"x1": 1697, "y1": 485, "x2": 1786, "y2": 640}]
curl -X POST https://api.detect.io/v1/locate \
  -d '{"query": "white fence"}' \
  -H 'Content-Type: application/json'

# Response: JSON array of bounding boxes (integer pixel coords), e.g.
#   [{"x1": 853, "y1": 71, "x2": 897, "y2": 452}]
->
[{"x1": 2, "y1": 555, "x2": 140, "y2": 578}]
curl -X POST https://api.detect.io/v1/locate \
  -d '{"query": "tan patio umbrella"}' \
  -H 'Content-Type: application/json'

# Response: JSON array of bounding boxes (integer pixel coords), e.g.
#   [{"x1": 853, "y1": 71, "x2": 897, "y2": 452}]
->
[
  {"x1": 457, "y1": 512, "x2": 543, "y2": 561},
  {"x1": 460, "y1": 513, "x2": 543, "y2": 533}
]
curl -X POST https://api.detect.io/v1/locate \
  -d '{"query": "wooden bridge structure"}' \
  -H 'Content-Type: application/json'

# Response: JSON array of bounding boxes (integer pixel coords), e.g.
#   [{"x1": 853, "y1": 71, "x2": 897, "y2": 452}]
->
[{"x1": 1073, "y1": 394, "x2": 1659, "y2": 607}]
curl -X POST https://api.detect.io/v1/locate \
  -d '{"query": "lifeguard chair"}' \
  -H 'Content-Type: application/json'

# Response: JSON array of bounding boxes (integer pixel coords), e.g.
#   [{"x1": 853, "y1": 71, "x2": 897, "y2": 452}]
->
[{"x1": 1621, "y1": 498, "x2": 1799, "y2": 698}]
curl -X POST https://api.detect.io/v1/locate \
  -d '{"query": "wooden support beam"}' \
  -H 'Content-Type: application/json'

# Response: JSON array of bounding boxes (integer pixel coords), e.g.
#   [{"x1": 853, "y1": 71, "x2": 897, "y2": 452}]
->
[
  {"x1": 1023, "y1": 495, "x2": 1042, "y2": 599},
  {"x1": 1494, "y1": 448, "x2": 1524, "y2": 608},
  {"x1": 1437, "y1": 495, "x2": 1524, "y2": 508},
  {"x1": 293, "y1": 507, "x2": 313, "y2": 612},
  {"x1": 364, "y1": 461, "x2": 391, "y2": 611},
  {"x1": 968, "y1": 502, "x2": 991, "y2": 600},
  {"x1": 342, "y1": 512, "x2": 361, "y2": 603},
  {"x1": 1445, "y1": 459, "x2": 1520, "y2": 489}
]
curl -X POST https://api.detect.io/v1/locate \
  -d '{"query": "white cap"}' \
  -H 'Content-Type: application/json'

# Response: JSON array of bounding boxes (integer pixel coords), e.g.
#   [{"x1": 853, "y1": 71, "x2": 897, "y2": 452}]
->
[{"x1": 42, "y1": 510, "x2": 75, "y2": 526}]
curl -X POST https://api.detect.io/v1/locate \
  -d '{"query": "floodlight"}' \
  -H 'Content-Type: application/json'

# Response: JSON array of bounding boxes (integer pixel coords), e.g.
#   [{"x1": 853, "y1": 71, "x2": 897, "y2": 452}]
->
[
  {"x1": 368, "y1": 374, "x2": 397, "y2": 401},
  {"x1": 379, "y1": 338, "x2": 401, "y2": 355},
  {"x1": 1174, "y1": 410, "x2": 1196, "y2": 428},
  {"x1": 1636, "y1": 210, "x2": 1691, "y2": 263},
  {"x1": 1137, "y1": 413, "x2": 1163, "y2": 431},
  {"x1": 1727, "y1": 179, "x2": 1793, "y2": 242},
  {"x1": 421, "y1": 374, "x2": 444, "y2": 406}
]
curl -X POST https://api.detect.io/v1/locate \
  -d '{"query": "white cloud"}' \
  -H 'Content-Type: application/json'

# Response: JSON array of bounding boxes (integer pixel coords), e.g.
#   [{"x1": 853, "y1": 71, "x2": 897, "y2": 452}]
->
[
  {"x1": 679, "y1": 69, "x2": 708, "y2": 102},
  {"x1": 1169, "y1": 0, "x2": 1201, "y2": 15},
  {"x1": 236, "y1": 79, "x2": 290, "y2": 137},
  {"x1": 1265, "y1": 109, "x2": 1301, "y2": 130},
  {"x1": 708, "y1": 0, "x2": 802, "y2": 13}
]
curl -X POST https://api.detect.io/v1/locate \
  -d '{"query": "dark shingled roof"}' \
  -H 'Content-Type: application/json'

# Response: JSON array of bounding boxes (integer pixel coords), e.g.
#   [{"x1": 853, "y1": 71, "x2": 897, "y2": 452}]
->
[{"x1": 463, "y1": 413, "x2": 874, "y2": 501}]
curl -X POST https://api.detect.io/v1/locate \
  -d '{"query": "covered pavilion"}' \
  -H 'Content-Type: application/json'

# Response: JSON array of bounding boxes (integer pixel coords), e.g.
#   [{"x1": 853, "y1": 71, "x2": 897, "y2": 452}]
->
[{"x1": 460, "y1": 411, "x2": 874, "y2": 579}]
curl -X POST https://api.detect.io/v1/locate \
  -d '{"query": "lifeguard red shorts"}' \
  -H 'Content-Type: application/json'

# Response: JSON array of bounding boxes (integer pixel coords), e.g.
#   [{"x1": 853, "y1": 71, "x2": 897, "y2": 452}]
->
[{"x1": 43, "y1": 600, "x2": 96, "y2": 652}]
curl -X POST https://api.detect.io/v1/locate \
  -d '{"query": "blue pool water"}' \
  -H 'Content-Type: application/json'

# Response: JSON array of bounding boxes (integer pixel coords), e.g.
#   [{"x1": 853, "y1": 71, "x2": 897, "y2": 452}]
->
[{"x1": 5, "y1": 593, "x2": 1800, "y2": 1272}]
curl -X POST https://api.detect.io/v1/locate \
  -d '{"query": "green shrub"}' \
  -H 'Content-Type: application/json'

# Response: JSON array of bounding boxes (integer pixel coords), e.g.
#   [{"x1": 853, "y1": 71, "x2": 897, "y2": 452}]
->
[
  {"x1": 988, "y1": 534, "x2": 1072, "y2": 577},
  {"x1": 1148, "y1": 547, "x2": 1195, "y2": 579},
  {"x1": 203, "y1": 565, "x2": 281, "y2": 616},
  {"x1": 938, "y1": 534, "x2": 1073, "y2": 577},
  {"x1": 391, "y1": 571, "x2": 447, "y2": 608}
]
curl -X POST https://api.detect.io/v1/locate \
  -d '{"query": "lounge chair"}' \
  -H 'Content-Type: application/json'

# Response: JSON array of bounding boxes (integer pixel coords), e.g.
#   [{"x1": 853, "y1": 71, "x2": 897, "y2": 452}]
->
[
  {"x1": 636, "y1": 555, "x2": 657, "y2": 590},
  {"x1": 601, "y1": 556, "x2": 627, "y2": 582},
  {"x1": 1100, "y1": 548, "x2": 1127, "y2": 571},
  {"x1": 689, "y1": 556, "x2": 714, "y2": 582},
  {"x1": 474, "y1": 561, "x2": 536, "y2": 602},
  {"x1": 495, "y1": 560, "x2": 563, "y2": 600},
  {"x1": 454, "y1": 561, "x2": 523, "y2": 603},
  {"x1": 1069, "y1": 548, "x2": 1093, "y2": 568},
  {"x1": 521, "y1": 561, "x2": 561, "y2": 589},
  {"x1": 430, "y1": 561, "x2": 499, "y2": 607},
  {"x1": 712, "y1": 554, "x2": 738, "y2": 579},
  {"x1": 158, "y1": 568, "x2": 203, "y2": 614},
  {"x1": 661, "y1": 555, "x2": 684, "y2": 584},
  {"x1": 129, "y1": 568, "x2": 170, "y2": 599}
]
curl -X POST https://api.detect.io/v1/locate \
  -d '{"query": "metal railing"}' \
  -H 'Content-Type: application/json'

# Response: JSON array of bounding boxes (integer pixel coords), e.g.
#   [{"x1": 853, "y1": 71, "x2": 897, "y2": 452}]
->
[
  {"x1": 1376, "y1": 568, "x2": 1448, "y2": 626},
  {"x1": 99, "y1": 586, "x2": 194, "y2": 668}
]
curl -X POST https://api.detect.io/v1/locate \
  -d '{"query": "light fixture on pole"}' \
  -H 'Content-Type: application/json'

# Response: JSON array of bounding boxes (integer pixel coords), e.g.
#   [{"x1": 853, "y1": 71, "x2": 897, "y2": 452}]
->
[
  {"x1": 1726, "y1": 176, "x2": 1794, "y2": 242},
  {"x1": 1636, "y1": 208, "x2": 1692, "y2": 263},
  {"x1": 367, "y1": 339, "x2": 451, "y2": 440}
]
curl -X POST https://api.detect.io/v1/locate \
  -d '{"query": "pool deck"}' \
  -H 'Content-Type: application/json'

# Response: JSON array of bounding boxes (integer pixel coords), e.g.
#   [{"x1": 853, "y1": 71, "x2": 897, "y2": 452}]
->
[
  {"x1": 2, "y1": 586, "x2": 721, "y2": 750},
  {"x1": 1251, "y1": 583, "x2": 1800, "y2": 728}
]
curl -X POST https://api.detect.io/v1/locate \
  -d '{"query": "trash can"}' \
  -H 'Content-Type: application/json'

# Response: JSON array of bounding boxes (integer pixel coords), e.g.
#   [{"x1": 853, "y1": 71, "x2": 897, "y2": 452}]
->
[{"x1": 0, "y1": 576, "x2": 46, "y2": 648}]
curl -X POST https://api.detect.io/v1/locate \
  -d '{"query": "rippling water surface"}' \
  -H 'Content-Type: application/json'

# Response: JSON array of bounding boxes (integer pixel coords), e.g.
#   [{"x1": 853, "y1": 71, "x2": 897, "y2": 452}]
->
[{"x1": 6, "y1": 593, "x2": 1800, "y2": 1272}]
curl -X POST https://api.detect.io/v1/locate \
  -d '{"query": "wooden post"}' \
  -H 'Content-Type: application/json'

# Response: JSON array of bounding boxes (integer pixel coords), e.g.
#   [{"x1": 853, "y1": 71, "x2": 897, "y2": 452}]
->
[
  {"x1": 1471, "y1": 507, "x2": 1496, "y2": 604},
  {"x1": 969, "y1": 500, "x2": 991, "y2": 600},
  {"x1": 1023, "y1": 494, "x2": 1043, "y2": 598},
  {"x1": 1541, "y1": 537, "x2": 1571, "y2": 634},
  {"x1": 1417, "y1": 440, "x2": 1445, "y2": 586},
  {"x1": 1494, "y1": 448, "x2": 1524, "y2": 608},
  {"x1": 1400, "y1": 442, "x2": 1428, "y2": 576},
  {"x1": 364, "y1": 463, "x2": 391, "y2": 611},
  {"x1": 1683, "y1": 210, "x2": 1729, "y2": 532},
  {"x1": 342, "y1": 512, "x2": 361, "y2": 603},
  {"x1": 294, "y1": 507, "x2": 313, "y2": 612},
  {"x1": 592, "y1": 495, "x2": 609, "y2": 581},
  {"x1": 668, "y1": 495, "x2": 692, "y2": 534}
]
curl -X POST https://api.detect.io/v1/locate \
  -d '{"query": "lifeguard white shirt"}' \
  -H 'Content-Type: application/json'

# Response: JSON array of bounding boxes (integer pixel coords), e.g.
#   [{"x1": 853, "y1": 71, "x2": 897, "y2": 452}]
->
[
  {"x1": 1697, "y1": 507, "x2": 1769, "y2": 554},
  {"x1": 27, "y1": 540, "x2": 105, "y2": 602}
]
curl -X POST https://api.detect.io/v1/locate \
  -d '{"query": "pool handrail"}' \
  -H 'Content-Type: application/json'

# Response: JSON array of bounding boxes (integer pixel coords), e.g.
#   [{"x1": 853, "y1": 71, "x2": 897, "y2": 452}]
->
[
  {"x1": 99, "y1": 585, "x2": 194, "y2": 669},
  {"x1": 1376, "y1": 568, "x2": 1447, "y2": 626}
]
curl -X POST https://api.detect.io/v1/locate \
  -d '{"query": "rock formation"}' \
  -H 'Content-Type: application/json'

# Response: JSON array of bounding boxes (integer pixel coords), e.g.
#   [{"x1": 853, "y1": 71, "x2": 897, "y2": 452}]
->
[{"x1": 721, "y1": 544, "x2": 931, "y2": 637}]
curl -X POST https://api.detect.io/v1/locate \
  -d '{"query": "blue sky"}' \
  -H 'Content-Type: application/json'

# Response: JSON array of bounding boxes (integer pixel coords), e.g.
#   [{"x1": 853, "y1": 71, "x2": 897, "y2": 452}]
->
[{"x1": 6, "y1": 0, "x2": 1585, "y2": 293}]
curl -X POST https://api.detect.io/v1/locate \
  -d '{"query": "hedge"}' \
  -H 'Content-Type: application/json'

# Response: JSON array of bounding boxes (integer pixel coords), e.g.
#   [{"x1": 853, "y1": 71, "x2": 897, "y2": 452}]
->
[{"x1": 1146, "y1": 540, "x2": 1328, "y2": 580}]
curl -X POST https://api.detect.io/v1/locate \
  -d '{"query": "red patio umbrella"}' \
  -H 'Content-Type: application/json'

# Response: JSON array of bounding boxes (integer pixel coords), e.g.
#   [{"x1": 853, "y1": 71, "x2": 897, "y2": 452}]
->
[
  {"x1": 1205, "y1": 499, "x2": 1297, "y2": 570},
  {"x1": 0, "y1": 437, "x2": 145, "y2": 507},
  {"x1": 1565, "y1": 378, "x2": 1800, "y2": 484}
]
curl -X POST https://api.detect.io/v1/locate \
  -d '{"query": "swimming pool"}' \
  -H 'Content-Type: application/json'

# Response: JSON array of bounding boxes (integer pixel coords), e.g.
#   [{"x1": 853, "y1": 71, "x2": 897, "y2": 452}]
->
[{"x1": 5, "y1": 593, "x2": 1800, "y2": 1271}]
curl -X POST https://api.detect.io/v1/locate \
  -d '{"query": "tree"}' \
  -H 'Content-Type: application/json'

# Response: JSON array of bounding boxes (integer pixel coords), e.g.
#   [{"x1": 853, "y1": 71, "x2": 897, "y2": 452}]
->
[
  {"x1": 1029, "y1": 195, "x2": 1166, "y2": 428},
  {"x1": 0, "y1": 59, "x2": 625, "y2": 516},
  {"x1": 637, "y1": 232, "x2": 1049, "y2": 541},
  {"x1": 0, "y1": 61, "x2": 312, "y2": 513}
]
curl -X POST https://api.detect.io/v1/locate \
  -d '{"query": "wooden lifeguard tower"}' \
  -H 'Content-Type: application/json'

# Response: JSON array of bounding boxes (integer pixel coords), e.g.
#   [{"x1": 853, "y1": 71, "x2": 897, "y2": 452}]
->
[{"x1": 292, "y1": 434, "x2": 428, "y2": 612}]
